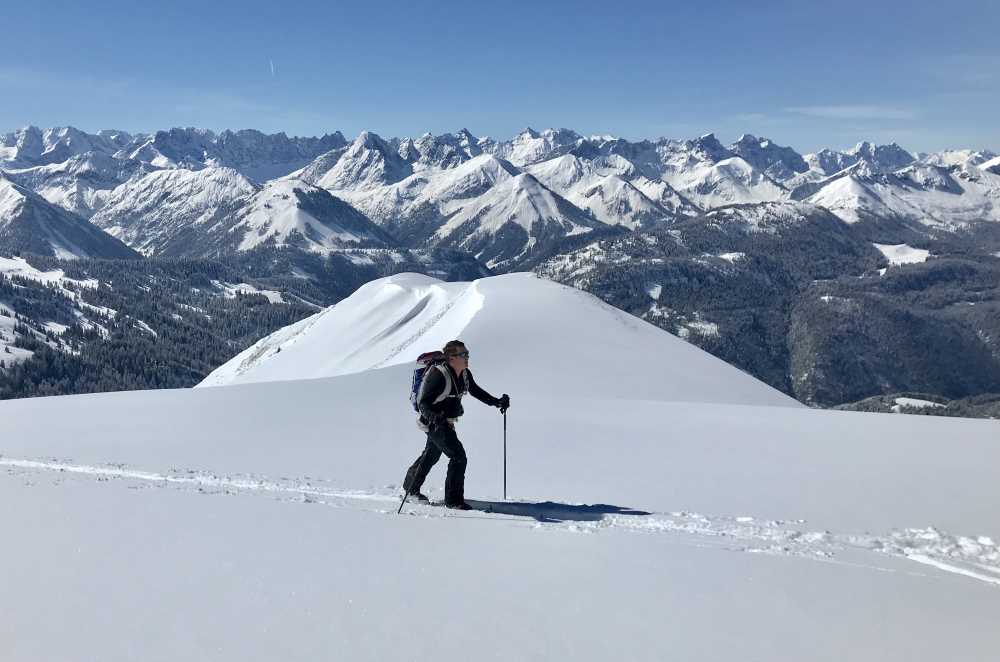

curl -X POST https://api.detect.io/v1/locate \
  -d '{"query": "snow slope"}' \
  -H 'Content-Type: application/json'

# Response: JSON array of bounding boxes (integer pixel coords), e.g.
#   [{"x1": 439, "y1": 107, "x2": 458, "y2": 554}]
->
[
  {"x1": 199, "y1": 272, "x2": 794, "y2": 408},
  {"x1": 90, "y1": 167, "x2": 256, "y2": 254},
  {"x1": 3, "y1": 151, "x2": 153, "y2": 218},
  {"x1": 230, "y1": 178, "x2": 393, "y2": 253},
  {"x1": 0, "y1": 175, "x2": 138, "y2": 259},
  {"x1": 326, "y1": 154, "x2": 519, "y2": 233},
  {"x1": 2, "y1": 271, "x2": 1000, "y2": 660},
  {"x1": 525, "y1": 155, "x2": 673, "y2": 228},
  {"x1": 874, "y1": 243, "x2": 931, "y2": 265}
]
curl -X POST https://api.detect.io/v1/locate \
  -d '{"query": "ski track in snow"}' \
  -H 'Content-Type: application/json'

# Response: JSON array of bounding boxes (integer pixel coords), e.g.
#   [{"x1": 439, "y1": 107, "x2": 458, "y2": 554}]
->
[{"x1": 3, "y1": 455, "x2": 999, "y2": 588}]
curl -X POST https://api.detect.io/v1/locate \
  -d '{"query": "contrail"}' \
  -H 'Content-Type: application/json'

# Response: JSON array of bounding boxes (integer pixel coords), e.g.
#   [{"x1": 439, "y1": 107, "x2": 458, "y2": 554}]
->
[{"x1": 269, "y1": 59, "x2": 275, "y2": 77}]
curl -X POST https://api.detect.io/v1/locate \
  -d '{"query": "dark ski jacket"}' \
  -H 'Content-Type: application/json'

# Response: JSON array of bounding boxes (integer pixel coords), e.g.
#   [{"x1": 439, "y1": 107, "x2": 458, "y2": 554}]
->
[{"x1": 417, "y1": 363, "x2": 499, "y2": 426}]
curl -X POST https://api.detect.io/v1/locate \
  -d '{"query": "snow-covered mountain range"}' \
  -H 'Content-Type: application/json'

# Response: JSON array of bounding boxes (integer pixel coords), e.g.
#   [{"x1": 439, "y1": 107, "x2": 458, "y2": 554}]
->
[
  {"x1": 89, "y1": 168, "x2": 392, "y2": 257},
  {"x1": 1, "y1": 125, "x2": 345, "y2": 180},
  {"x1": 2, "y1": 123, "x2": 999, "y2": 411},
  {"x1": 4, "y1": 124, "x2": 998, "y2": 269}
]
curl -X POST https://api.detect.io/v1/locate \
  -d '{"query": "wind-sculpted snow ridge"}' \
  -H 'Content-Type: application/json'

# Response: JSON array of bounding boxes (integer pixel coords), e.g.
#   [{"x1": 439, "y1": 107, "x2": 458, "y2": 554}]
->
[
  {"x1": 4, "y1": 455, "x2": 999, "y2": 588},
  {"x1": 199, "y1": 273, "x2": 485, "y2": 386},
  {"x1": 199, "y1": 272, "x2": 799, "y2": 407}
]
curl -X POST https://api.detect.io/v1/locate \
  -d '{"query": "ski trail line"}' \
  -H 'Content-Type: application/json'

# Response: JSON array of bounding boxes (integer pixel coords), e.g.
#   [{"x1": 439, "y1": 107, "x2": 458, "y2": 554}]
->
[
  {"x1": 3, "y1": 454, "x2": 999, "y2": 588},
  {"x1": 0, "y1": 457, "x2": 397, "y2": 505}
]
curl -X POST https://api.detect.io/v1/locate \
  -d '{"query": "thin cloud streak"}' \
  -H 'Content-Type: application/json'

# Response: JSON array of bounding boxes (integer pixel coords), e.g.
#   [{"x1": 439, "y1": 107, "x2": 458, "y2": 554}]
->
[{"x1": 786, "y1": 105, "x2": 918, "y2": 121}]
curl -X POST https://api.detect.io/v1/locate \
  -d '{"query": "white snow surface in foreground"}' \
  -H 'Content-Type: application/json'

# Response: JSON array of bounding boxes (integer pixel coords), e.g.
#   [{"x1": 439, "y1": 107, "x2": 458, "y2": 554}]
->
[
  {"x1": 3, "y1": 273, "x2": 1000, "y2": 661},
  {"x1": 874, "y1": 242, "x2": 931, "y2": 265}
]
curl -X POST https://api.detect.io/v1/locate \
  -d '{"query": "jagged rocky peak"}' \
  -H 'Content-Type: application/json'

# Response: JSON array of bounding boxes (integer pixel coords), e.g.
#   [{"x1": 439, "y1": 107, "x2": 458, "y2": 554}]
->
[
  {"x1": 315, "y1": 130, "x2": 413, "y2": 190},
  {"x1": 849, "y1": 141, "x2": 914, "y2": 170},
  {"x1": 215, "y1": 128, "x2": 348, "y2": 155},
  {"x1": 807, "y1": 141, "x2": 915, "y2": 177},
  {"x1": 353, "y1": 130, "x2": 387, "y2": 149},
  {"x1": 1, "y1": 125, "x2": 43, "y2": 160},
  {"x1": 482, "y1": 127, "x2": 584, "y2": 166},
  {"x1": 153, "y1": 126, "x2": 218, "y2": 148},
  {"x1": 396, "y1": 137, "x2": 419, "y2": 161},
  {"x1": 689, "y1": 133, "x2": 733, "y2": 163},
  {"x1": 115, "y1": 127, "x2": 347, "y2": 180},
  {"x1": 96, "y1": 129, "x2": 136, "y2": 149},
  {"x1": 1, "y1": 125, "x2": 124, "y2": 166},
  {"x1": 730, "y1": 134, "x2": 809, "y2": 180},
  {"x1": 411, "y1": 129, "x2": 483, "y2": 168}
]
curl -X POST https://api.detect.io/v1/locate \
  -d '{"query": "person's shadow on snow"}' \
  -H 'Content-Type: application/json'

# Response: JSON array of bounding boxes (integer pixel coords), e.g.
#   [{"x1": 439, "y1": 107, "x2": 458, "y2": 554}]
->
[{"x1": 466, "y1": 500, "x2": 651, "y2": 523}]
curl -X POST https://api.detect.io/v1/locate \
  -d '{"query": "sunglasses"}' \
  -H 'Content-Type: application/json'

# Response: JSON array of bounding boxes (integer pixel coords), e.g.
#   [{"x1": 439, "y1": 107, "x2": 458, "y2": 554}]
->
[{"x1": 452, "y1": 351, "x2": 470, "y2": 359}]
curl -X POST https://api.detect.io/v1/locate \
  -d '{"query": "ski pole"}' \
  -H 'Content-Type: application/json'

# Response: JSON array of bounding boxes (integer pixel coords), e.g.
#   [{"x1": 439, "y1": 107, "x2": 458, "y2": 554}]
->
[
  {"x1": 503, "y1": 409, "x2": 507, "y2": 501},
  {"x1": 397, "y1": 489, "x2": 409, "y2": 515}
]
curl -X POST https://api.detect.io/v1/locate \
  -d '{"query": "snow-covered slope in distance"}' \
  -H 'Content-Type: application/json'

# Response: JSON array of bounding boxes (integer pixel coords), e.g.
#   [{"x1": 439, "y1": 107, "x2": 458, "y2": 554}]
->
[
  {"x1": 322, "y1": 153, "x2": 520, "y2": 242},
  {"x1": 0, "y1": 175, "x2": 139, "y2": 259},
  {"x1": 525, "y1": 154, "x2": 673, "y2": 228},
  {"x1": 430, "y1": 173, "x2": 606, "y2": 266},
  {"x1": 805, "y1": 141, "x2": 915, "y2": 178},
  {"x1": 90, "y1": 168, "x2": 391, "y2": 257},
  {"x1": 202, "y1": 271, "x2": 801, "y2": 408},
  {"x1": 806, "y1": 164, "x2": 1000, "y2": 228},
  {"x1": 3, "y1": 152, "x2": 154, "y2": 218},
  {"x1": 638, "y1": 134, "x2": 788, "y2": 207},
  {"x1": 90, "y1": 167, "x2": 256, "y2": 255},
  {"x1": 119, "y1": 127, "x2": 347, "y2": 181},
  {"x1": 2, "y1": 268, "x2": 999, "y2": 660},
  {"x1": 479, "y1": 127, "x2": 583, "y2": 166},
  {"x1": 0, "y1": 126, "x2": 128, "y2": 167},
  {"x1": 230, "y1": 178, "x2": 394, "y2": 253},
  {"x1": 919, "y1": 148, "x2": 997, "y2": 169}
]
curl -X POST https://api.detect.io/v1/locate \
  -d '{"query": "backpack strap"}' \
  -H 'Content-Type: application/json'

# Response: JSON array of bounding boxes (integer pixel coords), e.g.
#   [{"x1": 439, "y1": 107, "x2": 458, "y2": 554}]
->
[
  {"x1": 416, "y1": 363, "x2": 453, "y2": 408},
  {"x1": 432, "y1": 363, "x2": 454, "y2": 404}
]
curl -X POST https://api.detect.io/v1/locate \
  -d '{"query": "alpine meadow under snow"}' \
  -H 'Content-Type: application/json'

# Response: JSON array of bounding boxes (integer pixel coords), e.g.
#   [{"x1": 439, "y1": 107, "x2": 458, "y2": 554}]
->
[{"x1": 2, "y1": 272, "x2": 999, "y2": 661}]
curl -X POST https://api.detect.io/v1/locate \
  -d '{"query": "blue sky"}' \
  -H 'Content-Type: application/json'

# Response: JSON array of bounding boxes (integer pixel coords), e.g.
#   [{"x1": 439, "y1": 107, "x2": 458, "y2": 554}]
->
[{"x1": 3, "y1": 0, "x2": 998, "y2": 153}]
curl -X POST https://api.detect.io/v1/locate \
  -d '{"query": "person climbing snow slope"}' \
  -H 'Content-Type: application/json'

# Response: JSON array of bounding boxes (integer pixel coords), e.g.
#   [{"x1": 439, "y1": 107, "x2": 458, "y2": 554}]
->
[{"x1": 402, "y1": 340, "x2": 510, "y2": 510}]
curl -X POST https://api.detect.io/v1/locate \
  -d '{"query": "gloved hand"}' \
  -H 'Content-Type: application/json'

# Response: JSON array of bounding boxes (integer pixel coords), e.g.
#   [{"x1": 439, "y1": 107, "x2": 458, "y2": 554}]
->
[
  {"x1": 422, "y1": 412, "x2": 446, "y2": 429},
  {"x1": 498, "y1": 393, "x2": 510, "y2": 414}
]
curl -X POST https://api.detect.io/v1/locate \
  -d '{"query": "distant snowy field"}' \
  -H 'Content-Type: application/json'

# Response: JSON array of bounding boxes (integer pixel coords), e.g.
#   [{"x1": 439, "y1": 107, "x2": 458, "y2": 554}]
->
[
  {"x1": 2, "y1": 273, "x2": 999, "y2": 661},
  {"x1": 873, "y1": 242, "x2": 931, "y2": 265}
]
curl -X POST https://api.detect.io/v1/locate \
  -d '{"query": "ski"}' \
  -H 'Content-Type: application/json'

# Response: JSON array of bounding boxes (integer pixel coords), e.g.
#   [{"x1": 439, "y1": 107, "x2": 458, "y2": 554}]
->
[{"x1": 424, "y1": 499, "x2": 495, "y2": 514}]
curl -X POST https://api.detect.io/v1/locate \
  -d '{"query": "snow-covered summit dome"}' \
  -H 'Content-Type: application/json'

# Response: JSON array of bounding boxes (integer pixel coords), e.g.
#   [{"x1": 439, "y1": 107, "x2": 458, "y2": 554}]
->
[{"x1": 199, "y1": 272, "x2": 798, "y2": 408}]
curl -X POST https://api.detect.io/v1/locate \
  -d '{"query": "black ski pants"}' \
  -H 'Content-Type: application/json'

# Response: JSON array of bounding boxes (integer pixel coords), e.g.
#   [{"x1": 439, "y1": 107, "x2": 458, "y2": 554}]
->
[{"x1": 403, "y1": 422, "x2": 467, "y2": 505}]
